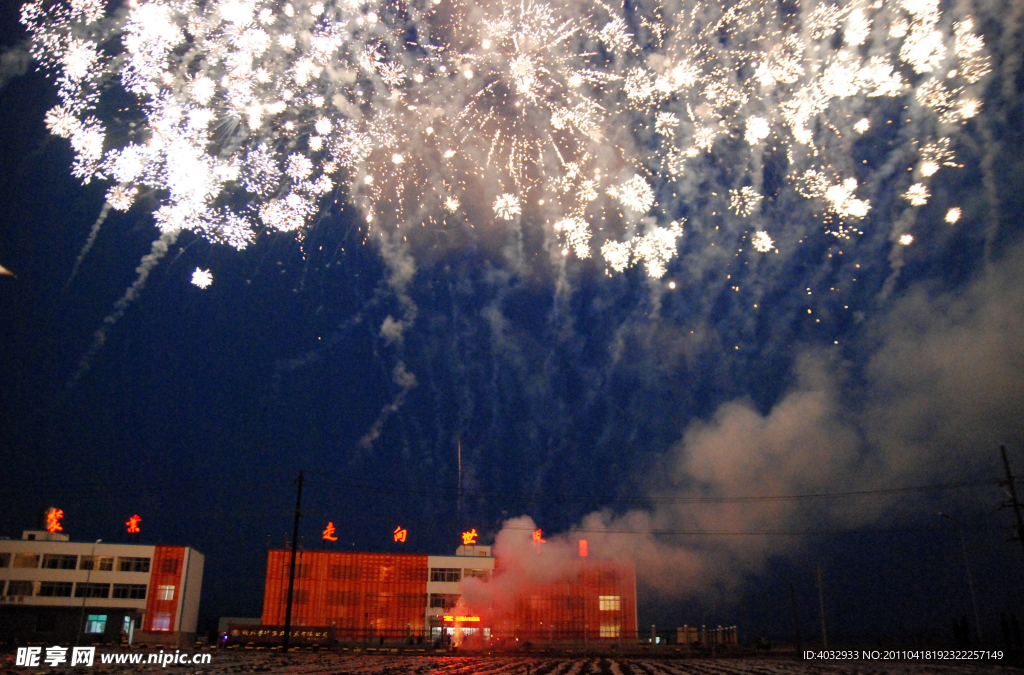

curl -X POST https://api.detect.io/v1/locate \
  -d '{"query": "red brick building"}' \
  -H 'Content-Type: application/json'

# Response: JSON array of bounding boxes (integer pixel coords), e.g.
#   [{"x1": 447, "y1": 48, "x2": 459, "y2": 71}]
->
[{"x1": 261, "y1": 546, "x2": 637, "y2": 644}]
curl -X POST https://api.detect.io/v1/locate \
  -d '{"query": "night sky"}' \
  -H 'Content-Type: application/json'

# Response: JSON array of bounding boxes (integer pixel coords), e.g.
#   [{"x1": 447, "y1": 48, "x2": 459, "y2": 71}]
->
[{"x1": 2, "y1": 0, "x2": 1024, "y2": 647}]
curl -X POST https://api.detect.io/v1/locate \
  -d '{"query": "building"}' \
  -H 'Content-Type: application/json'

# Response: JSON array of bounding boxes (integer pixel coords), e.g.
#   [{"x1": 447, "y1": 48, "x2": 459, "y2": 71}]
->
[
  {"x1": 0, "y1": 530, "x2": 204, "y2": 646},
  {"x1": 261, "y1": 544, "x2": 637, "y2": 644}
]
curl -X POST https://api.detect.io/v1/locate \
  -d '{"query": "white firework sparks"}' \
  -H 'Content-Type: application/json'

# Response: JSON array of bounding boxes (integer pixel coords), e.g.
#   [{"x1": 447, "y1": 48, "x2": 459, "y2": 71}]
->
[
  {"x1": 729, "y1": 187, "x2": 763, "y2": 217},
  {"x1": 191, "y1": 267, "x2": 213, "y2": 288},
  {"x1": 904, "y1": 183, "x2": 930, "y2": 206},
  {"x1": 493, "y1": 193, "x2": 521, "y2": 220},
  {"x1": 751, "y1": 231, "x2": 775, "y2": 252},
  {"x1": 20, "y1": 0, "x2": 992, "y2": 280},
  {"x1": 553, "y1": 217, "x2": 591, "y2": 258},
  {"x1": 945, "y1": 207, "x2": 962, "y2": 224}
]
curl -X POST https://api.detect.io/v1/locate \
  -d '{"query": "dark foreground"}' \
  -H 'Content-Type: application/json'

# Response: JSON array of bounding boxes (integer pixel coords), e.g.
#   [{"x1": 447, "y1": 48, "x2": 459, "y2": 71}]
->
[{"x1": 5, "y1": 651, "x2": 1022, "y2": 675}]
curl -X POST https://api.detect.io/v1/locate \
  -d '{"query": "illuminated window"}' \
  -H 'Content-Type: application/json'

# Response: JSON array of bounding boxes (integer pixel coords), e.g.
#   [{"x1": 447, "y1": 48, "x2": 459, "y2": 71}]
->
[
  {"x1": 112, "y1": 584, "x2": 147, "y2": 599},
  {"x1": 600, "y1": 622, "x2": 621, "y2": 638},
  {"x1": 12, "y1": 553, "x2": 40, "y2": 568},
  {"x1": 599, "y1": 595, "x2": 621, "y2": 611},
  {"x1": 42, "y1": 554, "x2": 78, "y2": 569},
  {"x1": 6, "y1": 580, "x2": 34, "y2": 596},
  {"x1": 157, "y1": 585, "x2": 175, "y2": 601},
  {"x1": 151, "y1": 612, "x2": 172, "y2": 631},
  {"x1": 118, "y1": 557, "x2": 150, "y2": 572},
  {"x1": 80, "y1": 556, "x2": 114, "y2": 571},
  {"x1": 85, "y1": 614, "x2": 107, "y2": 634},
  {"x1": 430, "y1": 568, "x2": 461, "y2": 582},
  {"x1": 75, "y1": 583, "x2": 110, "y2": 598},
  {"x1": 38, "y1": 582, "x2": 73, "y2": 597}
]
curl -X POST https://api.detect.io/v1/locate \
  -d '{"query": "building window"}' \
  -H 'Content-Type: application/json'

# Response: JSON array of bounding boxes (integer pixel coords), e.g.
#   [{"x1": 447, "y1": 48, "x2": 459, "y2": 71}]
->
[
  {"x1": 157, "y1": 585, "x2": 175, "y2": 601},
  {"x1": 85, "y1": 615, "x2": 107, "y2": 634},
  {"x1": 151, "y1": 612, "x2": 172, "y2": 631},
  {"x1": 117, "y1": 557, "x2": 150, "y2": 573},
  {"x1": 6, "y1": 580, "x2": 34, "y2": 596},
  {"x1": 161, "y1": 558, "x2": 180, "y2": 575},
  {"x1": 112, "y1": 584, "x2": 147, "y2": 599},
  {"x1": 38, "y1": 582, "x2": 73, "y2": 597},
  {"x1": 429, "y1": 593, "x2": 460, "y2": 609},
  {"x1": 599, "y1": 595, "x2": 621, "y2": 611},
  {"x1": 42, "y1": 554, "x2": 79, "y2": 569},
  {"x1": 80, "y1": 556, "x2": 114, "y2": 571},
  {"x1": 600, "y1": 622, "x2": 621, "y2": 638},
  {"x1": 465, "y1": 569, "x2": 490, "y2": 579},
  {"x1": 598, "y1": 571, "x2": 619, "y2": 585},
  {"x1": 0, "y1": 552, "x2": 10, "y2": 567},
  {"x1": 12, "y1": 553, "x2": 40, "y2": 568},
  {"x1": 430, "y1": 568, "x2": 461, "y2": 582},
  {"x1": 75, "y1": 583, "x2": 110, "y2": 598}
]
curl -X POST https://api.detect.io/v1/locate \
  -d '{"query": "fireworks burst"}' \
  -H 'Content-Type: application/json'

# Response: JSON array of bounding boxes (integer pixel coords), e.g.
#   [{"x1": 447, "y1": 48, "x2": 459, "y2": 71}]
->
[
  {"x1": 191, "y1": 267, "x2": 213, "y2": 288},
  {"x1": 22, "y1": 0, "x2": 991, "y2": 278}
]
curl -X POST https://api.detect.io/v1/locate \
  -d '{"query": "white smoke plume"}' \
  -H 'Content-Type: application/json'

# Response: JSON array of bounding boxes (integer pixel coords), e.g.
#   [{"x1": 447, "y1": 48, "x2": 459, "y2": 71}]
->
[
  {"x1": 482, "y1": 242, "x2": 1024, "y2": 600},
  {"x1": 68, "y1": 230, "x2": 179, "y2": 388}
]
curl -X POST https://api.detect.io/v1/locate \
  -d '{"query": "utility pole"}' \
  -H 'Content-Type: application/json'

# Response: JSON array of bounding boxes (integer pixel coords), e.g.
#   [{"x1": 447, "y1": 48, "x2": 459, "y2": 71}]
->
[
  {"x1": 817, "y1": 565, "x2": 828, "y2": 649},
  {"x1": 790, "y1": 583, "x2": 802, "y2": 654},
  {"x1": 939, "y1": 512, "x2": 984, "y2": 643},
  {"x1": 283, "y1": 470, "x2": 304, "y2": 653},
  {"x1": 999, "y1": 446, "x2": 1024, "y2": 560}
]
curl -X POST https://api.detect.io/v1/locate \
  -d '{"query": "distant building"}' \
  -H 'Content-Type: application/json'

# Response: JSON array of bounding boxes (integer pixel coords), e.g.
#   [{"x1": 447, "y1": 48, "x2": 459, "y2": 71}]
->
[
  {"x1": 0, "y1": 531, "x2": 204, "y2": 646},
  {"x1": 261, "y1": 544, "x2": 637, "y2": 644}
]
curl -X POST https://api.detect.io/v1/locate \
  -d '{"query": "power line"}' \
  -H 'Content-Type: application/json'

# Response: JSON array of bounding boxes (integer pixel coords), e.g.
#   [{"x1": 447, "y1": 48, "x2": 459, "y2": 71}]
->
[
  {"x1": 501, "y1": 525, "x2": 1003, "y2": 536},
  {"x1": 300, "y1": 473, "x2": 998, "y2": 507}
]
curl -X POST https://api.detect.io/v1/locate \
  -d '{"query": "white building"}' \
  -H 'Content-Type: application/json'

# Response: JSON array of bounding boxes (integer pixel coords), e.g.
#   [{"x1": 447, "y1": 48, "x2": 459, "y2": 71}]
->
[
  {"x1": 0, "y1": 531, "x2": 204, "y2": 646},
  {"x1": 425, "y1": 545, "x2": 495, "y2": 640}
]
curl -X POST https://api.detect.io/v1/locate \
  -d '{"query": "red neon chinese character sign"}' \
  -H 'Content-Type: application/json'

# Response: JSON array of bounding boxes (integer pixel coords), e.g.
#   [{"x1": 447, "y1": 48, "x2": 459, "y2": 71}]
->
[
  {"x1": 532, "y1": 528, "x2": 546, "y2": 553},
  {"x1": 45, "y1": 508, "x2": 63, "y2": 533},
  {"x1": 323, "y1": 522, "x2": 338, "y2": 541},
  {"x1": 579, "y1": 539, "x2": 588, "y2": 557},
  {"x1": 126, "y1": 515, "x2": 141, "y2": 533},
  {"x1": 461, "y1": 529, "x2": 478, "y2": 545},
  {"x1": 393, "y1": 526, "x2": 407, "y2": 543}
]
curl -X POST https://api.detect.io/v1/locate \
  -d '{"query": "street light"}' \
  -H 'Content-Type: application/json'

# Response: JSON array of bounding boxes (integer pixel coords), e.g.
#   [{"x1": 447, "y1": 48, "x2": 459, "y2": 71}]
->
[{"x1": 937, "y1": 513, "x2": 983, "y2": 644}]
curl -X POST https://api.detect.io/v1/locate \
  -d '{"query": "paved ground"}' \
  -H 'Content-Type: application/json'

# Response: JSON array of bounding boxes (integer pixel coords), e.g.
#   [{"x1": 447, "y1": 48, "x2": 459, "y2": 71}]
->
[{"x1": 5, "y1": 651, "x2": 1020, "y2": 675}]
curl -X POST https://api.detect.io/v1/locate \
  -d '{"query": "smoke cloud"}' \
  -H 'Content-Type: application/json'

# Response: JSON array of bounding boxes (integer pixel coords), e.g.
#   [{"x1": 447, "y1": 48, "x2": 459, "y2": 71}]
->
[{"x1": 484, "y1": 242, "x2": 1024, "y2": 600}]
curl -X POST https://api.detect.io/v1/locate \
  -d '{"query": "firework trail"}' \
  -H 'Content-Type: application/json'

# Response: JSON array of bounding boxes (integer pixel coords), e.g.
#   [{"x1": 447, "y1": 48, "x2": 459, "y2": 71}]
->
[
  {"x1": 67, "y1": 230, "x2": 179, "y2": 389},
  {"x1": 65, "y1": 200, "x2": 111, "y2": 288}
]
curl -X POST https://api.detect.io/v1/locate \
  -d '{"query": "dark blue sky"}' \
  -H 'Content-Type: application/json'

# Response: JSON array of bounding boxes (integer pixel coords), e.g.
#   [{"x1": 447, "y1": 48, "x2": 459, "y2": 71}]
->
[{"x1": 2, "y1": 0, "x2": 1024, "y2": 646}]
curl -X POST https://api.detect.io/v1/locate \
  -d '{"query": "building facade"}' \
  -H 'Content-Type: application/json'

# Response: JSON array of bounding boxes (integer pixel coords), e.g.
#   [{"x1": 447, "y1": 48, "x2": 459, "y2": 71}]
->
[
  {"x1": 261, "y1": 545, "x2": 637, "y2": 644},
  {"x1": 0, "y1": 531, "x2": 204, "y2": 646}
]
